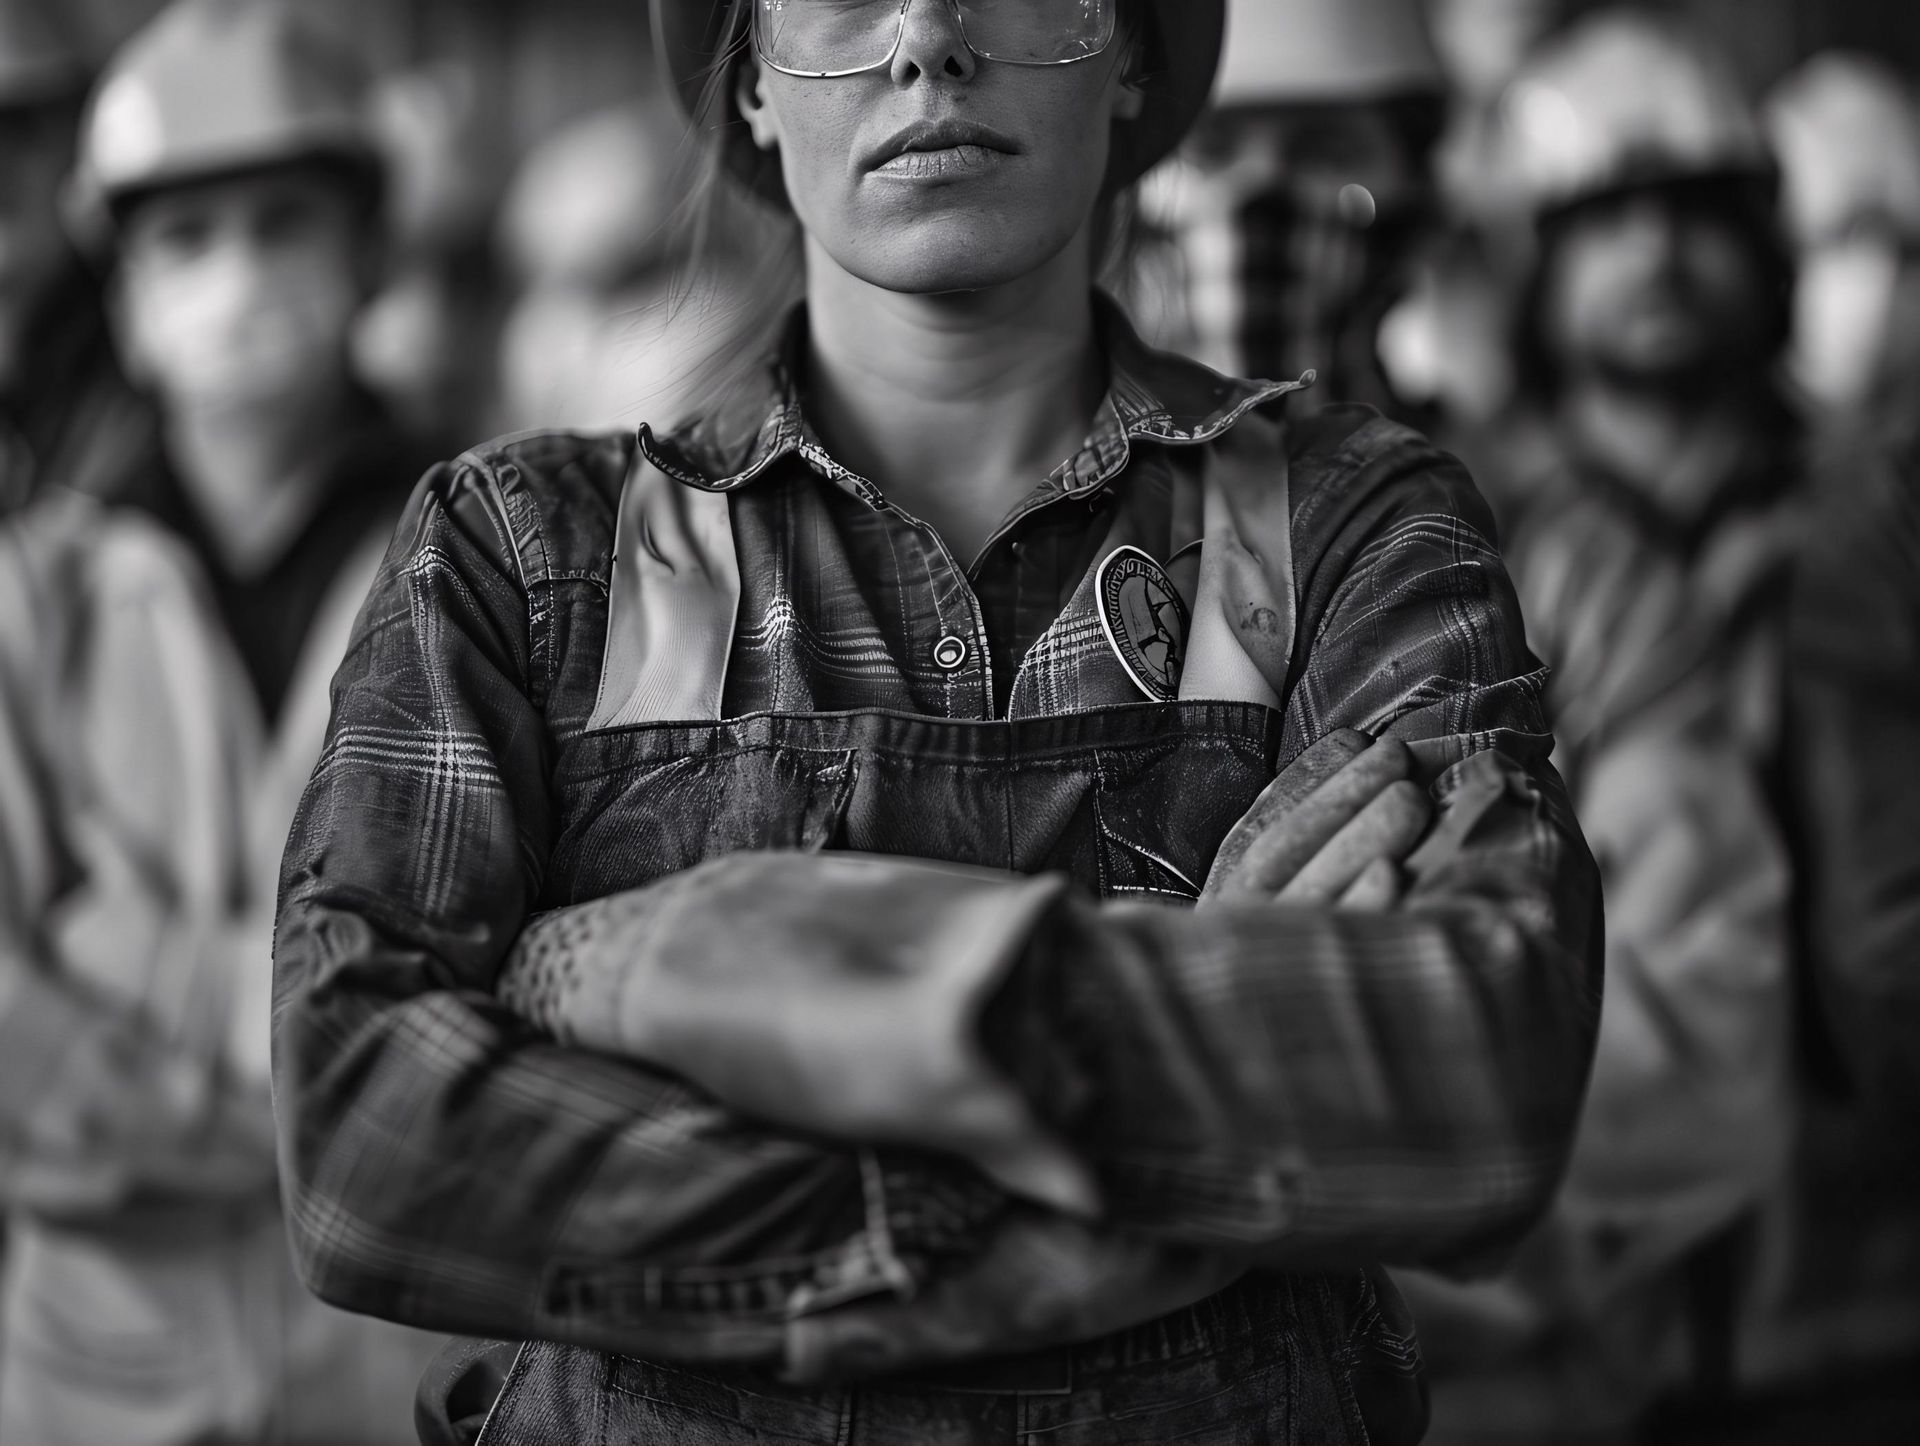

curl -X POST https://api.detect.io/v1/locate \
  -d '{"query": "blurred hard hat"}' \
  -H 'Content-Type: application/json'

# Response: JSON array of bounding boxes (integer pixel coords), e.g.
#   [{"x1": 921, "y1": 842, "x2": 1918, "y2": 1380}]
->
[
  {"x1": 0, "y1": 0, "x2": 88, "y2": 109},
  {"x1": 653, "y1": 0, "x2": 1225, "y2": 204},
  {"x1": 1766, "y1": 53, "x2": 1920, "y2": 250},
  {"x1": 500, "y1": 97, "x2": 687, "y2": 288},
  {"x1": 1216, "y1": 0, "x2": 1444, "y2": 107},
  {"x1": 1500, "y1": 9, "x2": 1771, "y2": 218},
  {"x1": 72, "y1": 0, "x2": 378, "y2": 224}
]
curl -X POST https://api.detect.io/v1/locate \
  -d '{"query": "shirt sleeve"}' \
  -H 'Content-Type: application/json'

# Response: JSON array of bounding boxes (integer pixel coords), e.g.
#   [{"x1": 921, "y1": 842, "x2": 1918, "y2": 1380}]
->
[
  {"x1": 271, "y1": 462, "x2": 999, "y2": 1360},
  {"x1": 997, "y1": 419, "x2": 1604, "y2": 1273}
]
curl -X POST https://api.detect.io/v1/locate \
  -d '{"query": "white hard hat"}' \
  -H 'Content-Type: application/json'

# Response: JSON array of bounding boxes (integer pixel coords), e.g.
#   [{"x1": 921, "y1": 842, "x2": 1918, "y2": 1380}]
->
[
  {"x1": 1500, "y1": 9, "x2": 1771, "y2": 217},
  {"x1": 1214, "y1": 0, "x2": 1444, "y2": 108},
  {"x1": 73, "y1": 0, "x2": 377, "y2": 222},
  {"x1": 1766, "y1": 52, "x2": 1920, "y2": 250}
]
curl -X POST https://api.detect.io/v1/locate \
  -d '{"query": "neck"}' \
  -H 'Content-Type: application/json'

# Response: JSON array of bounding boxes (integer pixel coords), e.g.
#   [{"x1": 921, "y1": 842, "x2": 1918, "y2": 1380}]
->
[
  {"x1": 166, "y1": 379, "x2": 353, "y2": 579},
  {"x1": 801, "y1": 231, "x2": 1107, "y2": 563},
  {"x1": 1558, "y1": 370, "x2": 1768, "y2": 522}
]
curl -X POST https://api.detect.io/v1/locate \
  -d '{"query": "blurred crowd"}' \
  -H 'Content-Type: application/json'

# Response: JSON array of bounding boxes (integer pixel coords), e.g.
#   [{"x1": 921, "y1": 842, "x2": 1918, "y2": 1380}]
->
[{"x1": 1, "y1": 0, "x2": 1917, "y2": 1442}]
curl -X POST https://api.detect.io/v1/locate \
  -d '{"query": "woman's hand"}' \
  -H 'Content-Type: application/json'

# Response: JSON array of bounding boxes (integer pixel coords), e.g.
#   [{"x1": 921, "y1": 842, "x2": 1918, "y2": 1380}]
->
[
  {"x1": 1205, "y1": 730, "x2": 1433, "y2": 909},
  {"x1": 557, "y1": 852, "x2": 1102, "y2": 1218}
]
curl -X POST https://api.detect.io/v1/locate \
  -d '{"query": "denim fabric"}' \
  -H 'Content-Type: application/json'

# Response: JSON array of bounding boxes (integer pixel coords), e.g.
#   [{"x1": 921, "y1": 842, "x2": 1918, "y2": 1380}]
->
[
  {"x1": 548, "y1": 703, "x2": 1279, "y2": 909},
  {"x1": 479, "y1": 1271, "x2": 1420, "y2": 1445}
]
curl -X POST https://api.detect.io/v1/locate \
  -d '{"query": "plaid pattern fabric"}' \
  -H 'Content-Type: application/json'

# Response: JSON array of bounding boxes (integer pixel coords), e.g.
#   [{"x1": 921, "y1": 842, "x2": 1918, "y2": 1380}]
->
[{"x1": 273, "y1": 301, "x2": 1602, "y2": 1356}]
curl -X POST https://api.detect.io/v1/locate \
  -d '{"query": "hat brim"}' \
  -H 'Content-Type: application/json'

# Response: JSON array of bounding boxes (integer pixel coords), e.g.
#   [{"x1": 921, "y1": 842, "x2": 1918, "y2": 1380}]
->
[{"x1": 652, "y1": 0, "x2": 1223, "y2": 205}]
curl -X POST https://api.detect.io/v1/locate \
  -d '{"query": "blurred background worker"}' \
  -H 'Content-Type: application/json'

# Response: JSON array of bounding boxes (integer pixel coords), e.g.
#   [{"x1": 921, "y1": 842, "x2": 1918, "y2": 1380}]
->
[
  {"x1": 1140, "y1": 0, "x2": 1447, "y2": 417},
  {"x1": 0, "y1": 0, "x2": 150, "y2": 514},
  {"x1": 0, "y1": 1, "x2": 439, "y2": 1440},
  {"x1": 1400, "y1": 9, "x2": 1809, "y2": 1439}
]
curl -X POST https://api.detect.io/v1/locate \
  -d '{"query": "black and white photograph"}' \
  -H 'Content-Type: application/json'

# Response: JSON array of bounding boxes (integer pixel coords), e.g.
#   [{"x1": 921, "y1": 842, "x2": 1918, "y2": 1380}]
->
[{"x1": 1, "y1": 2, "x2": 1916, "y2": 1442}]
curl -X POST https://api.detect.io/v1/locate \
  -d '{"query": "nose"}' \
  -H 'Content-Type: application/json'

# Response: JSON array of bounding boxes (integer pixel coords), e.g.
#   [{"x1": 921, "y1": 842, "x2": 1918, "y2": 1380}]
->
[
  {"x1": 203, "y1": 227, "x2": 279, "y2": 296},
  {"x1": 890, "y1": 0, "x2": 977, "y2": 85}
]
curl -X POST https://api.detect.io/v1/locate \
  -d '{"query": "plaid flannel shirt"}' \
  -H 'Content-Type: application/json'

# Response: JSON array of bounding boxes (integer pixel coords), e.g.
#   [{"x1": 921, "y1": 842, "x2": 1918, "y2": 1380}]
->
[{"x1": 273, "y1": 301, "x2": 1602, "y2": 1360}]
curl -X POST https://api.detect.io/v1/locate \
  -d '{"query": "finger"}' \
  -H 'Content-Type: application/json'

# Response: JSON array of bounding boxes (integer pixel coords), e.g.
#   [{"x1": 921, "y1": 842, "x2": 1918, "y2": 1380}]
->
[
  {"x1": 1204, "y1": 730, "x2": 1371, "y2": 899},
  {"x1": 940, "y1": 1077, "x2": 1104, "y2": 1220},
  {"x1": 1339, "y1": 856, "x2": 1405, "y2": 913},
  {"x1": 1215, "y1": 739, "x2": 1415, "y2": 900},
  {"x1": 1280, "y1": 780, "x2": 1432, "y2": 903}
]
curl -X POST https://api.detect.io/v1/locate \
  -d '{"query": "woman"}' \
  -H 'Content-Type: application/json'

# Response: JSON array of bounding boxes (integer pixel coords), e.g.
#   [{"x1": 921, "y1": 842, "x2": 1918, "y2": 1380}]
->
[{"x1": 272, "y1": 2, "x2": 1602, "y2": 1442}]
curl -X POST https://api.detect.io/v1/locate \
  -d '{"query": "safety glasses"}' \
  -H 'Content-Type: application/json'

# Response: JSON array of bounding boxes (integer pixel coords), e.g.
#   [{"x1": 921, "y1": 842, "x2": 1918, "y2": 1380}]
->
[{"x1": 753, "y1": 0, "x2": 1117, "y2": 79}]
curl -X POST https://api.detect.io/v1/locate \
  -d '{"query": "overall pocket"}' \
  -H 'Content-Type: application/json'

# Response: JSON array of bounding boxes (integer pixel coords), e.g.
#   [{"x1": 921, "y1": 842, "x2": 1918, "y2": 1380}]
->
[
  {"x1": 1092, "y1": 728, "x2": 1275, "y2": 904},
  {"x1": 548, "y1": 726, "x2": 858, "y2": 905}
]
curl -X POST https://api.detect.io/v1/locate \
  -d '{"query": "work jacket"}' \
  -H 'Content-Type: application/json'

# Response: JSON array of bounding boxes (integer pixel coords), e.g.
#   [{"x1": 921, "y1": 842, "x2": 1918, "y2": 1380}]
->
[
  {"x1": 1404, "y1": 404, "x2": 1808, "y2": 1438},
  {"x1": 0, "y1": 411, "x2": 441, "y2": 1445},
  {"x1": 273, "y1": 300, "x2": 1602, "y2": 1444}
]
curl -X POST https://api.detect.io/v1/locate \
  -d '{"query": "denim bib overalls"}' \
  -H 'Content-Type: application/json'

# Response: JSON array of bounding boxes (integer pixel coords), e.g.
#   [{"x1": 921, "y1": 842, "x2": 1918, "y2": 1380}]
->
[{"x1": 476, "y1": 444, "x2": 1424, "y2": 1445}]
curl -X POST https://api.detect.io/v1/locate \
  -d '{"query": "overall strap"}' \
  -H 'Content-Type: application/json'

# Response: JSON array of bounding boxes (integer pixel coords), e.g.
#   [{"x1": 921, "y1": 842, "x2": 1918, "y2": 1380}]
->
[
  {"x1": 1178, "y1": 411, "x2": 1297, "y2": 711},
  {"x1": 588, "y1": 452, "x2": 742, "y2": 731}
]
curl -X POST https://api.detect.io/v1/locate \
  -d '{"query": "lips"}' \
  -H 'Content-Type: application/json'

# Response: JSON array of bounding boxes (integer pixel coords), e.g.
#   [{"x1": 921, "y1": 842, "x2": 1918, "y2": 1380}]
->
[{"x1": 866, "y1": 119, "x2": 1021, "y2": 178}]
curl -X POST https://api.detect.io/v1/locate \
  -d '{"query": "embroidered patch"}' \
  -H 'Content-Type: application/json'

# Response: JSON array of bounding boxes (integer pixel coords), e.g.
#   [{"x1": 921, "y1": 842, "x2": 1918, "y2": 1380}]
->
[{"x1": 1096, "y1": 546, "x2": 1189, "y2": 702}]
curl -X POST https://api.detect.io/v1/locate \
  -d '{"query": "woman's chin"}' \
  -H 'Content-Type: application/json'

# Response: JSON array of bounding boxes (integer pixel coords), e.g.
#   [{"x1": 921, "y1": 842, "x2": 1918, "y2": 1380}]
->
[{"x1": 832, "y1": 227, "x2": 1077, "y2": 298}]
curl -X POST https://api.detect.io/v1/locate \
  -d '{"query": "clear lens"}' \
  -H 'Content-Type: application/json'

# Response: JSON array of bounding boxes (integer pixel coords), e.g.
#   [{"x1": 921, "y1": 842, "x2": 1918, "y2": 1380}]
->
[
  {"x1": 754, "y1": 0, "x2": 1115, "y2": 77},
  {"x1": 959, "y1": 0, "x2": 1114, "y2": 65},
  {"x1": 756, "y1": 0, "x2": 902, "y2": 77}
]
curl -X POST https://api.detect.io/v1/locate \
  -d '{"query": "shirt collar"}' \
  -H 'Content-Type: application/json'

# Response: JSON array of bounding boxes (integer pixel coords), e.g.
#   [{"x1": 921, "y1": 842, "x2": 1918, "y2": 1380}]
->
[{"x1": 638, "y1": 295, "x2": 1313, "y2": 502}]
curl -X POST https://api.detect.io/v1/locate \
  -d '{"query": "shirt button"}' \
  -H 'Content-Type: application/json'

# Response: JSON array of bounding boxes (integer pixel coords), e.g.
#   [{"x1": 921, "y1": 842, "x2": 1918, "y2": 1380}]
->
[{"x1": 932, "y1": 635, "x2": 970, "y2": 672}]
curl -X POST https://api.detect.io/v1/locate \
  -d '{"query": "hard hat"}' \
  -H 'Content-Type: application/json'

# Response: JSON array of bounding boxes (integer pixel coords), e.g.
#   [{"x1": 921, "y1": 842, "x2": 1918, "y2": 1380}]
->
[
  {"x1": 499, "y1": 98, "x2": 687, "y2": 288},
  {"x1": 1215, "y1": 0, "x2": 1444, "y2": 108},
  {"x1": 0, "y1": 0, "x2": 88, "y2": 109},
  {"x1": 1500, "y1": 9, "x2": 1771, "y2": 219},
  {"x1": 72, "y1": 0, "x2": 378, "y2": 223},
  {"x1": 1766, "y1": 53, "x2": 1920, "y2": 250},
  {"x1": 652, "y1": 0, "x2": 1225, "y2": 205}
]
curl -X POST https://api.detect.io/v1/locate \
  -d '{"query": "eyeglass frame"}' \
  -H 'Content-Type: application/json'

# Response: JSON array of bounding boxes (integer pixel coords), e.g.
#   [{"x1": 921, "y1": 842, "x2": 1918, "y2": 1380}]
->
[{"x1": 749, "y1": 0, "x2": 1118, "y2": 80}]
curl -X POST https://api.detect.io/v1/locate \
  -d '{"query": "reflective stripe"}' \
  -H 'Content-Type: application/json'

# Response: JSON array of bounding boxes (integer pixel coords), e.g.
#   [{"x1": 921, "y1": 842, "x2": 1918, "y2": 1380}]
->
[
  {"x1": 588, "y1": 453, "x2": 742, "y2": 730},
  {"x1": 1179, "y1": 411, "x2": 1296, "y2": 709}
]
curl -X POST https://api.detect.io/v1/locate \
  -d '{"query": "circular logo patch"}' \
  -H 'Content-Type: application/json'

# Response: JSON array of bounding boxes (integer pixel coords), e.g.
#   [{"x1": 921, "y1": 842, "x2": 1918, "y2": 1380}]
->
[{"x1": 1097, "y1": 546, "x2": 1188, "y2": 702}]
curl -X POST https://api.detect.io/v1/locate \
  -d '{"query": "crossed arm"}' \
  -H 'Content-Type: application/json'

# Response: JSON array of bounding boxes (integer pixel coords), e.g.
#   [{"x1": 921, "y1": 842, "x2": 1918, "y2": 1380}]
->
[{"x1": 271, "y1": 454, "x2": 1602, "y2": 1365}]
